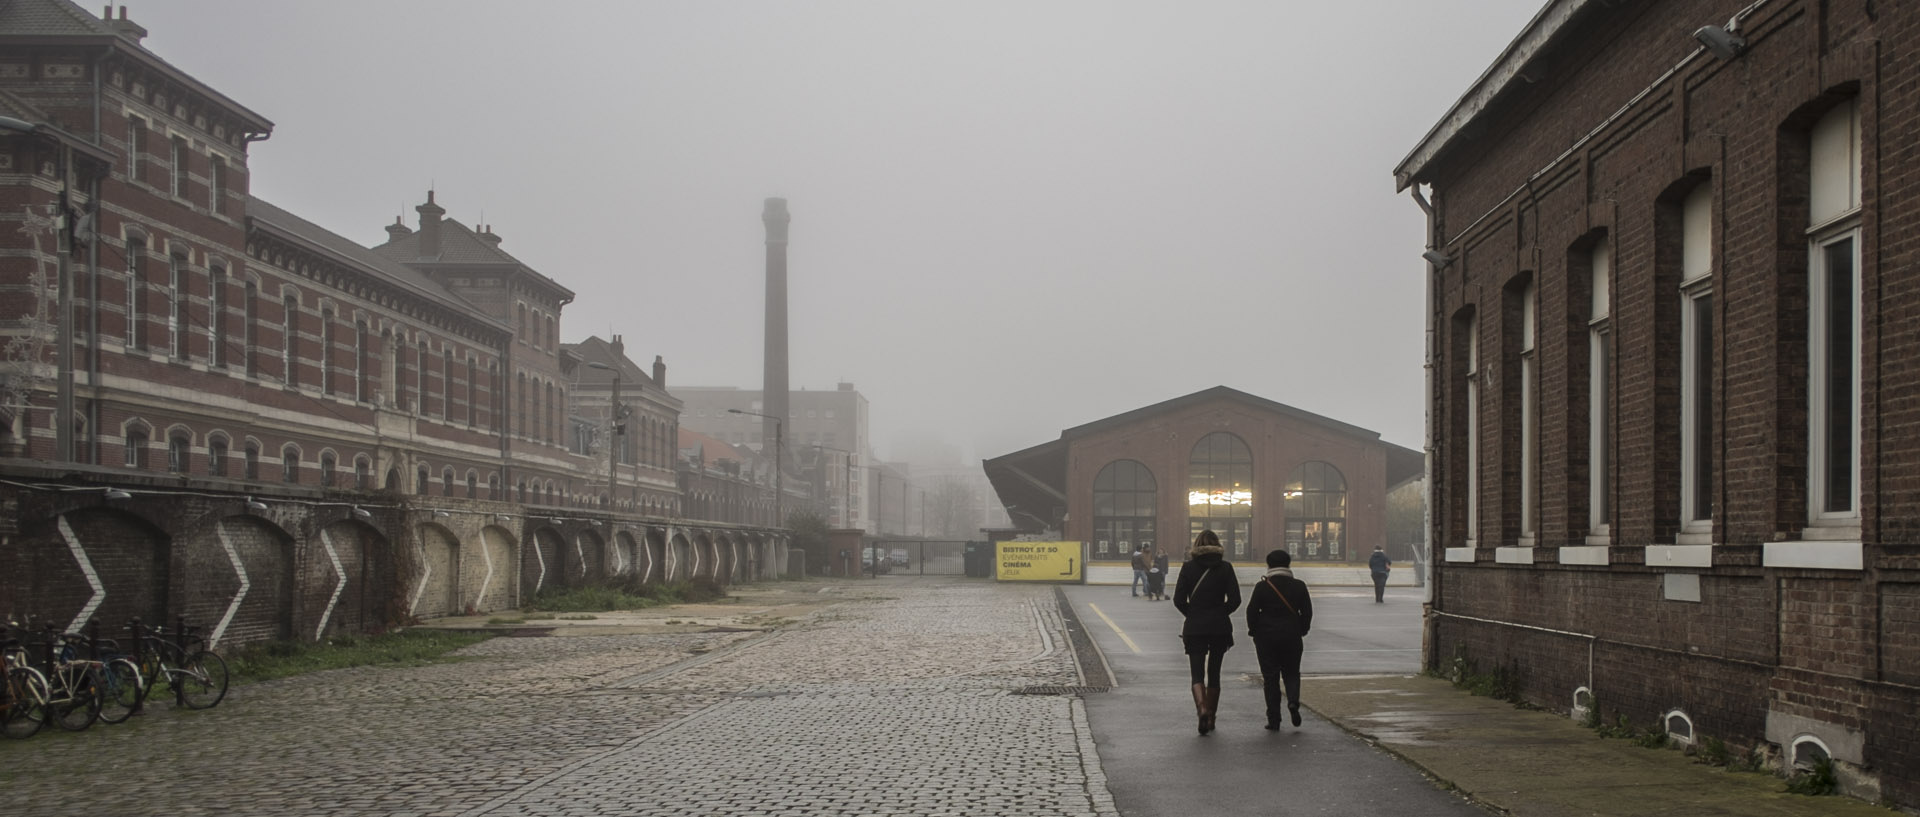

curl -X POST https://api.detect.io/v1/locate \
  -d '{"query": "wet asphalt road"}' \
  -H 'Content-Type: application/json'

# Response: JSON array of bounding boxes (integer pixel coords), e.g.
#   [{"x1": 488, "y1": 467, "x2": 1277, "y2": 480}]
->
[{"x1": 1065, "y1": 583, "x2": 1488, "y2": 817}]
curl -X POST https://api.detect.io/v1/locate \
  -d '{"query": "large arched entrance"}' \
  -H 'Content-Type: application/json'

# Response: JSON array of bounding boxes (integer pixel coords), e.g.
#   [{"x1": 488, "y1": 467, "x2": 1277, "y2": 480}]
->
[
  {"x1": 313, "y1": 517, "x2": 394, "y2": 638},
  {"x1": 573, "y1": 529, "x2": 606, "y2": 586},
  {"x1": 1188, "y1": 431, "x2": 1254, "y2": 561},
  {"x1": 30, "y1": 508, "x2": 170, "y2": 633},
  {"x1": 472, "y1": 525, "x2": 517, "y2": 613},
  {"x1": 413, "y1": 524, "x2": 461, "y2": 620},
  {"x1": 613, "y1": 531, "x2": 639, "y2": 579}
]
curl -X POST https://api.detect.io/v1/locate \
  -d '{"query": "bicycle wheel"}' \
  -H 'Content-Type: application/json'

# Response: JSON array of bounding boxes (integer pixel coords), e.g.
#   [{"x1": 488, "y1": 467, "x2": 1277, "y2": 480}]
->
[
  {"x1": 3, "y1": 666, "x2": 48, "y2": 739},
  {"x1": 50, "y1": 664, "x2": 101, "y2": 731},
  {"x1": 176, "y1": 651, "x2": 228, "y2": 709},
  {"x1": 135, "y1": 648, "x2": 166, "y2": 705},
  {"x1": 97, "y1": 658, "x2": 142, "y2": 724}
]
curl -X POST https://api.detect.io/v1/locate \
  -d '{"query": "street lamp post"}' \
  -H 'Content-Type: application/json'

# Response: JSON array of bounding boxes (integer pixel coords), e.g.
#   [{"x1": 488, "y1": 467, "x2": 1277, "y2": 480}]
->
[
  {"x1": 587, "y1": 361, "x2": 624, "y2": 507},
  {"x1": 728, "y1": 408, "x2": 782, "y2": 528}
]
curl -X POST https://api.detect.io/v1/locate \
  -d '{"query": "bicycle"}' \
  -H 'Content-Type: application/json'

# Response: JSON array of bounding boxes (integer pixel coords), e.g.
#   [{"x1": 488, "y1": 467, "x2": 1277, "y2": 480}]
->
[
  {"x1": 68, "y1": 621, "x2": 143, "y2": 725},
  {"x1": 39, "y1": 626, "x2": 104, "y2": 731},
  {"x1": 2, "y1": 628, "x2": 49, "y2": 739},
  {"x1": 133, "y1": 617, "x2": 229, "y2": 710}
]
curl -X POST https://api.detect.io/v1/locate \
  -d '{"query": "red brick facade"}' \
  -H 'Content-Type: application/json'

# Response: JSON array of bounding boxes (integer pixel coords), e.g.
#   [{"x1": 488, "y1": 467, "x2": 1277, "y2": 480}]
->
[{"x1": 1401, "y1": 0, "x2": 1920, "y2": 803}]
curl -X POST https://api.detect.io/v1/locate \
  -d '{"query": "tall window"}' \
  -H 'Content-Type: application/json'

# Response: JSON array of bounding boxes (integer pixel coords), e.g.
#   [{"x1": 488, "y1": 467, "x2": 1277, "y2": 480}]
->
[
  {"x1": 125, "y1": 239, "x2": 144, "y2": 349},
  {"x1": 1518, "y1": 279, "x2": 1538, "y2": 546},
  {"x1": 1092, "y1": 460, "x2": 1157, "y2": 558},
  {"x1": 320, "y1": 309, "x2": 335, "y2": 396},
  {"x1": 126, "y1": 117, "x2": 145, "y2": 181},
  {"x1": 124, "y1": 427, "x2": 149, "y2": 468},
  {"x1": 416, "y1": 339, "x2": 428, "y2": 415},
  {"x1": 1284, "y1": 462, "x2": 1347, "y2": 561},
  {"x1": 517, "y1": 373, "x2": 528, "y2": 437},
  {"x1": 209, "y1": 154, "x2": 225, "y2": 215},
  {"x1": 243, "y1": 442, "x2": 259, "y2": 480},
  {"x1": 1808, "y1": 98, "x2": 1862, "y2": 527},
  {"x1": 282, "y1": 445, "x2": 300, "y2": 483},
  {"x1": 354, "y1": 457, "x2": 370, "y2": 490},
  {"x1": 1588, "y1": 244, "x2": 1612, "y2": 539},
  {"x1": 170, "y1": 136, "x2": 189, "y2": 198},
  {"x1": 168, "y1": 254, "x2": 187, "y2": 359},
  {"x1": 466, "y1": 472, "x2": 477, "y2": 498},
  {"x1": 208, "y1": 436, "x2": 228, "y2": 477},
  {"x1": 167, "y1": 432, "x2": 190, "y2": 473},
  {"x1": 416, "y1": 466, "x2": 430, "y2": 495},
  {"x1": 209, "y1": 266, "x2": 227, "y2": 368},
  {"x1": 1466, "y1": 314, "x2": 1481, "y2": 546},
  {"x1": 384, "y1": 330, "x2": 400, "y2": 407},
  {"x1": 355, "y1": 320, "x2": 370, "y2": 402},
  {"x1": 466, "y1": 357, "x2": 477, "y2": 426},
  {"x1": 244, "y1": 281, "x2": 258, "y2": 378},
  {"x1": 320, "y1": 453, "x2": 336, "y2": 487},
  {"x1": 442, "y1": 467, "x2": 455, "y2": 494},
  {"x1": 1187, "y1": 432, "x2": 1253, "y2": 560},
  {"x1": 443, "y1": 349, "x2": 454, "y2": 421},
  {"x1": 1679, "y1": 184, "x2": 1715, "y2": 539},
  {"x1": 283, "y1": 295, "x2": 299, "y2": 386}
]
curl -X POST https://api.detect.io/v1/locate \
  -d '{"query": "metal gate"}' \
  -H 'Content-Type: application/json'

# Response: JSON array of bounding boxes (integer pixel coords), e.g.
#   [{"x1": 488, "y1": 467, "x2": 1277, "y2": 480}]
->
[{"x1": 865, "y1": 540, "x2": 973, "y2": 576}]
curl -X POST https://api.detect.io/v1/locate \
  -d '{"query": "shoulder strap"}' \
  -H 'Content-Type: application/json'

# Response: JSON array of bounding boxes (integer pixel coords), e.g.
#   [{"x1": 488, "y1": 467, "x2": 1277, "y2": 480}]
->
[{"x1": 1262, "y1": 577, "x2": 1299, "y2": 616}]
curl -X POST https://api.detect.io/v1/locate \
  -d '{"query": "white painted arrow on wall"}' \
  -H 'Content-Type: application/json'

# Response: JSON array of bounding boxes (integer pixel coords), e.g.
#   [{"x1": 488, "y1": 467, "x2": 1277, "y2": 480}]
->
[
  {"x1": 57, "y1": 516, "x2": 105, "y2": 634},
  {"x1": 316, "y1": 528, "x2": 345, "y2": 640},
  {"x1": 211, "y1": 523, "x2": 251, "y2": 649}
]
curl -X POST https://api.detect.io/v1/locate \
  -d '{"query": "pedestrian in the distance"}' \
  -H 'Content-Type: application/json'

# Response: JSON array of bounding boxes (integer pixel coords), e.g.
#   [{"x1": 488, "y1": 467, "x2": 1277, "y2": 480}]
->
[
  {"x1": 1131, "y1": 546, "x2": 1148, "y2": 597},
  {"x1": 1246, "y1": 549, "x2": 1313, "y2": 729},
  {"x1": 1173, "y1": 529, "x2": 1241, "y2": 736},
  {"x1": 1369, "y1": 545, "x2": 1392, "y2": 603},
  {"x1": 1148, "y1": 547, "x2": 1170, "y2": 601}
]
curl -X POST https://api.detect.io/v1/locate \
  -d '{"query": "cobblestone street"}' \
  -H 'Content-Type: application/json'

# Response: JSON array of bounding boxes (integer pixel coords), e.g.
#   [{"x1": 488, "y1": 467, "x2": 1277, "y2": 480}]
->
[{"x1": 0, "y1": 579, "x2": 1113, "y2": 817}]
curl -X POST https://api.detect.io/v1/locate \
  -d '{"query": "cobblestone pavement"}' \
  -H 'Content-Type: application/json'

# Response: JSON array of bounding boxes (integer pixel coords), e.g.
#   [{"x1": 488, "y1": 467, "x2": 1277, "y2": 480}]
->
[{"x1": 0, "y1": 579, "x2": 1113, "y2": 817}]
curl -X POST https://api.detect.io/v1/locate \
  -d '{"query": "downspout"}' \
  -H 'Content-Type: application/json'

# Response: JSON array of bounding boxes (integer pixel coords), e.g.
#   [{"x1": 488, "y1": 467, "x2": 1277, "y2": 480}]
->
[
  {"x1": 86, "y1": 47, "x2": 108, "y2": 465},
  {"x1": 1410, "y1": 183, "x2": 1442, "y2": 671}
]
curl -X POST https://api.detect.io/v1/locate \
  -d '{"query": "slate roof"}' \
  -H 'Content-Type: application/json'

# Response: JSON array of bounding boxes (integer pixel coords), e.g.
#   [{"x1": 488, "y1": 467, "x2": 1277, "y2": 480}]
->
[
  {"x1": 0, "y1": 0, "x2": 118, "y2": 36},
  {"x1": 245, "y1": 198, "x2": 508, "y2": 331},
  {"x1": 566, "y1": 337, "x2": 659, "y2": 391},
  {"x1": 0, "y1": 0, "x2": 274, "y2": 133}
]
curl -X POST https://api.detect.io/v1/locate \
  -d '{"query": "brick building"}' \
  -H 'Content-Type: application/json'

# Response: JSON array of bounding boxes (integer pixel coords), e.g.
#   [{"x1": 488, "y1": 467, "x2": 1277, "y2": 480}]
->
[
  {"x1": 0, "y1": 1, "x2": 786, "y2": 644},
  {"x1": 564, "y1": 335, "x2": 682, "y2": 515},
  {"x1": 1397, "y1": 0, "x2": 1920, "y2": 802},
  {"x1": 985, "y1": 387, "x2": 1421, "y2": 585},
  {"x1": 675, "y1": 383, "x2": 871, "y2": 527}
]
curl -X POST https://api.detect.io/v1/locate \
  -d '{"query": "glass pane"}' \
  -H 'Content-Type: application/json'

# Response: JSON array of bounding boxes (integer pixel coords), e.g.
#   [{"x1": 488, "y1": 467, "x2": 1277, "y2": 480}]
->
[
  {"x1": 1825, "y1": 239, "x2": 1855, "y2": 513},
  {"x1": 1693, "y1": 294, "x2": 1714, "y2": 521}
]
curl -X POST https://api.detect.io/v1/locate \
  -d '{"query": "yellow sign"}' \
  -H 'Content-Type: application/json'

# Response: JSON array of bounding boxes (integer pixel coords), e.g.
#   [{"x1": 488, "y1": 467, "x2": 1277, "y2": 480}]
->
[{"x1": 997, "y1": 541, "x2": 1083, "y2": 582}]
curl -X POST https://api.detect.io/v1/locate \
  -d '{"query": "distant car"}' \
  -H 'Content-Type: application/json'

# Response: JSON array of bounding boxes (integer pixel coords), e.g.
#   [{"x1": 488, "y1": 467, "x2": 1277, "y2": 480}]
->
[
  {"x1": 861, "y1": 547, "x2": 893, "y2": 574},
  {"x1": 889, "y1": 548, "x2": 910, "y2": 567}
]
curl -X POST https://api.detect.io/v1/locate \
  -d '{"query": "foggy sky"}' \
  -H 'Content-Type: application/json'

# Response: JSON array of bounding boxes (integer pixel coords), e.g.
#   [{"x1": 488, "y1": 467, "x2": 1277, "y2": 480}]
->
[{"x1": 144, "y1": 1, "x2": 1544, "y2": 464}]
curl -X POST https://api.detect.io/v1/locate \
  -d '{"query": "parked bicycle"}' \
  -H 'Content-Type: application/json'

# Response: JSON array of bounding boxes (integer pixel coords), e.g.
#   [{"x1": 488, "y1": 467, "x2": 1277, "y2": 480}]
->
[
  {"x1": 132, "y1": 617, "x2": 228, "y2": 710},
  {"x1": 2, "y1": 627, "x2": 49, "y2": 738}
]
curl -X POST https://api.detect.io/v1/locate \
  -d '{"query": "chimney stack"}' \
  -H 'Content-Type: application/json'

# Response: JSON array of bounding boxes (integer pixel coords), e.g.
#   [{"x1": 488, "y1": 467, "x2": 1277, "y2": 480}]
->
[
  {"x1": 478, "y1": 225, "x2": 502, "y2": 247},
  {"x1": 762, "y1": 197, "x2": 790, "y2": 465},
  {"x1": 415, "y1": 190, "x2": 444, "y2": 259},
  {"x1": 653, "y1": 355, "x2": 666, "y2": 389},
  {"x1": 610, "y1": 334, "x2": 624, "y2": 357},
  {"x1": 385, "y1": 215, "x2": 412, "y2": 242},
  {"x1": 104, "y1": 6, "x2": 147, "y2": 42}
]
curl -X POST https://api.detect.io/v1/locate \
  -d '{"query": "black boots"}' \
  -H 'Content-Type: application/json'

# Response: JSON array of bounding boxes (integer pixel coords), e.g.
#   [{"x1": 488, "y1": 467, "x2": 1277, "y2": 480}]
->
[
  {"x1": 1290, "y1": 703, "x2": 1303, "y2": 727},
  {"x1": 1192, "y1": 683, "x2": 1210, "y2": 735}
]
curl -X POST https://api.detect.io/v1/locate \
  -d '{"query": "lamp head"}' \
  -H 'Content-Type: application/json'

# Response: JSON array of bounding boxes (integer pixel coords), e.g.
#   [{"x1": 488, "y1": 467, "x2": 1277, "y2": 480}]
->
[{"x1": 1693, "y1": 24, "x2": 1746, "y2": 60}]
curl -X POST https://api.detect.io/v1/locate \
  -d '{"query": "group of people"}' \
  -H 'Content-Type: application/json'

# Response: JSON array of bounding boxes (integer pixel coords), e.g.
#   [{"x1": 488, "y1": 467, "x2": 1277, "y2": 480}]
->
[
  {"x1": 1160, "y1": 531, "x2": 1396, "y2": 735},
  {"x1": 1129, "y1": 545, "x2": 1170, "y2": 600}
]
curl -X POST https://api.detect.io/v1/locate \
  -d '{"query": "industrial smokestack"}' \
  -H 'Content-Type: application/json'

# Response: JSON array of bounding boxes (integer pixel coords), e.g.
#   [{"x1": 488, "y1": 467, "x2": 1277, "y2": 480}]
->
[{"x1": 762, "y1": 197, "x2": 790, "y2": 465}]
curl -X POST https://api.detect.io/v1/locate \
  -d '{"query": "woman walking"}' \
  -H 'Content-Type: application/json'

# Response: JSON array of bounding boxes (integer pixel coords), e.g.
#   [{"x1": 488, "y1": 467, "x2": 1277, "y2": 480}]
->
[{"x1": 1173, "y1": 529, "x2": 1241, "y2": 735}]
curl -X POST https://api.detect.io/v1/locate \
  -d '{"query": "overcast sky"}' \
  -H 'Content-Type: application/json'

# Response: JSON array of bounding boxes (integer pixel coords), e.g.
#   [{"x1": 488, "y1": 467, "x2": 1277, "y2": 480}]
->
[{"x1": 145, "y1": 0, "x2": 1543, "y2": 464}]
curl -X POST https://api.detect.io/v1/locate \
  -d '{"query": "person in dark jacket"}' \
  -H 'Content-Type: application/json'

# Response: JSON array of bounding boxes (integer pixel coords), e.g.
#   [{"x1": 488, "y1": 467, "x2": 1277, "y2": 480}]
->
[
  {"x1": 1173, "y1": 529, "x2": 1241, "y2": 735},
  {"x1": 1369, "y1": 545, "x2": 1392, "y2": 603},
  {"x1": 1147, "y1": 548, "x2": 1169, "y2": 600},
  {"x1": 1246, "y1": 549, "x2": 1313, "y2": 729},
  {"x1": 1130, "y1": 547, "x2": 1148, "y2": 597}
]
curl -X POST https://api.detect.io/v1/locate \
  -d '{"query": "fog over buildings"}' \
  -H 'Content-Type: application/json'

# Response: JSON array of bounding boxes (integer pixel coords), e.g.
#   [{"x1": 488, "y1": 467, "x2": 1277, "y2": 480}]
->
[{"x1": 143, "y1": 0, "x2": 1545, "y2": 461}]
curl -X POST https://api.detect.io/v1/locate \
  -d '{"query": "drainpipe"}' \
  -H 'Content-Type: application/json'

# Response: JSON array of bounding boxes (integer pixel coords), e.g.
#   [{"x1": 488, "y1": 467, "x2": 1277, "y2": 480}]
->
[{"x1": 1410, "y1": 183, "x2": 1442, "y2": 671}]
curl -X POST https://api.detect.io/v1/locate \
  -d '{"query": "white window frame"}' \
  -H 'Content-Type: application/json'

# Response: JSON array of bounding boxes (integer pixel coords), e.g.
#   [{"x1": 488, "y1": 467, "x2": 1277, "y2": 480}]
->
[
  {"x1": 1519, "y1": 281, "x2": 1537, "y2": 547},
  {"x1": 1587, "y1": 243, "x2": 1611, "y2": 542},
  {"x1": 1807, "y1": 225, "x2": 1862, "y2": 533},
  {"x1": 1466, "y1": 316, "x2": 1480, "y2": 549},
  {"x1": 168, "y1": 254, "x2": 185, "y2": 359},
  {"x1": 1678, "y1": 184, "x2": 1715, "y2": 543}
]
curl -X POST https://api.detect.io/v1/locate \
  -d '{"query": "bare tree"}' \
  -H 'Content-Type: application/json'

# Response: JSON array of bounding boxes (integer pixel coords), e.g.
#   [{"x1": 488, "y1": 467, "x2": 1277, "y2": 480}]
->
[{"x1": 926, "y1": 478, "x2": 979, "y2": 538}]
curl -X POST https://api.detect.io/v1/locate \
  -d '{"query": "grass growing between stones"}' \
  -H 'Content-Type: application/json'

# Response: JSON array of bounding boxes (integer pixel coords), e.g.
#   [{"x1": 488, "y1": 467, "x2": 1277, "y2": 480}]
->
[
  {"x1": 523, "y1": 578, "x2": 727, "y2": 614},
  {"x1": 226, "y1": 630, "x2": 496, "y2": 686}
]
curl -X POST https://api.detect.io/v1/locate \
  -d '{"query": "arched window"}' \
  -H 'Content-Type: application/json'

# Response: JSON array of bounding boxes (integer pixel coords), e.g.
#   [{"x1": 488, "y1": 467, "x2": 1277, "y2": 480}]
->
[
  {"x1": 1092, "y1": 460, "x2": 1157, "y2": 559},
  {"x1": 1187, "y1": 432, "x2": 1253, "y2": 560},
  {"x1": 416, "y1": 465, "x2": 430, "y2": 495},
  {"x1": 488, "y1": 473, "x2": 500, "y2": 498},
  {"x1": 355, "y1": 457, "x2": 371, "y2": 490},
  {"x1": 124, "y1": 425, "x2": 150, "y2": 468},
  {"x1": 243, "y1": 442, "x2": 260, "y2": 480},
  {"x1": 167, "y1": 431, "x2": 191, "y2": 473},
  {"x1": 1284, "y1": 461, "x2": 1348, "y2": 562},
  {"x1": 516, "y1": 481, "x2": 527, "y2": 502},
  {"x1": 442, "y1": 466, "x2": 454, "y2": 494},
  {"x1": 384, "y1": 468, "x2": 399, "y2": 492},
  {"x1": 208, "y1": 435, "x2": 229, "y2": 477},
  {"x1": 282, "y1": 445, "x2": 300, "y2": 483},
  {"x1": 320, "y1": 452, "x2": 337, "y2": 487},
  {"x1": 466, "y1": 471, "x2": 478, "y2": 498}
]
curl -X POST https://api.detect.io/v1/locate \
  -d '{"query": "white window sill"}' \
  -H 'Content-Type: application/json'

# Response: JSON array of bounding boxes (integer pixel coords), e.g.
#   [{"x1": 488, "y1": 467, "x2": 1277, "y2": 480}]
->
[
  {"x1": 1764, "y1": 541, "x2": 1863, "y2": 570},
  {"x1": 1495, "y1": 546, "x2": 1534, "y2": 565},
  {"x1": 1445, "y1": 546, "x2": 1476, "y2": 562},
  {"x1": 1646, "y1": 545, "x2": 1713, "y2": 568},
  {"x1": 1559, "y1": 545, "x2": 1609, "y2": 565},
  {"x1": 1675, "y1": 530, "x2": 1713, "y2": 546},
  {"x1": 1799, "y1": 524, "x2": 1861, "y2": 542}
]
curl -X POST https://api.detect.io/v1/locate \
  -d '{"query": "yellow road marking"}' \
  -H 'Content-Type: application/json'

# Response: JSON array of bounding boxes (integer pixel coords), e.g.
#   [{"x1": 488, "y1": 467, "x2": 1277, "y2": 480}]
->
[{"x1": 1086, "y1": 603, "x2": 1142, "y2": 654}]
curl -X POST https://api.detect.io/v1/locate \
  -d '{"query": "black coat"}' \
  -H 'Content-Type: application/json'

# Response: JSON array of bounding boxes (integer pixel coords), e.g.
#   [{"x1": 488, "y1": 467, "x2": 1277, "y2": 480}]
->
[
  {"x1": 1173, "y1": 552, "x2": 1241, "y2": 637},
  {"x1": 1246, "y1": 571, "x2": 1313, "y2": 640},
  {"x1": 1369, "y1": 550, "x2": 1391, "y2": 576}
]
